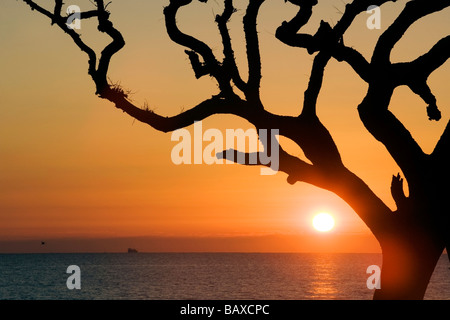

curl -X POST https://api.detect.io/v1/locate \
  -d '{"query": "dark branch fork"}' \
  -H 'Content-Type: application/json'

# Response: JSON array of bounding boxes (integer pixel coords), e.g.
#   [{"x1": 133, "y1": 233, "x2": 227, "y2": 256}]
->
[
  {"x1": 21, "y1": 0, "x2": 449, "y2": 251},
  {"x1": 279, "y1": 0, "x2": 450, "y2": 192},
  {"x1": 362, "y1": 1, "x2": 450, "y2": 191}
]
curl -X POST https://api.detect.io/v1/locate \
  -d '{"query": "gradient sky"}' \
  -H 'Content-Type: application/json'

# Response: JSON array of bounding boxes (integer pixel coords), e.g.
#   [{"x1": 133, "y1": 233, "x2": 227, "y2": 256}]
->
[{"x1": 1, "y1": 0, "x2": 449, "y2": 253}]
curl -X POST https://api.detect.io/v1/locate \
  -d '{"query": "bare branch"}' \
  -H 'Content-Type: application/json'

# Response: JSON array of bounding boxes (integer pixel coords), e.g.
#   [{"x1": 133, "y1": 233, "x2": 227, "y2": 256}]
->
[
  {"x1": 52, "y1": 0, "x2": 63, "y2": 25},
  {"x1": 276, "y1": 0, "x2": 396, "y2": 56},
  {"x1": 358, "y1": 90, "x2": 427, "y2": 191},
  {"x1": 302, "y1": 51, "x2": 330, "y2": 117},
  {"x1": 243, "y1": 0, "x2": 265, "y2": 102},
  {"x1": 94, "y1": 0, "x2": 126, "y2": 93},
  {"x1": 275, "y1": 0, "x2": 316, "y2": 52},
  {"x1": 216, "y1": 150, "x2": 270, "y2": 166},
  {"x1": 184, "y1": 50, "x2": 210, "y2": 79},
  {"x1": 23, "y1": 0, "x2": 53, "y2": 19},
  {"x1": 216, "y1": 0, "x2": 247, "y2": 92},
  {"x1": 164, "y1": 1, "x2": 218, "y2": 69},
  {"x1": 273, "y1": 147, "x2": 394, "y2": 239},
  {"x1": 164, "y1": 0, "x2": 235, "y2": 98},
  {"x1": 411, "y1": 35, "x2": 450, "y2": 77},
  {"x1": 22, "y1": 0, "x2": 98, "y2": 79},
  {"x1": 274, "y1": 4, "x2": 343, "y2": 170},
  {"x1": 406, "y1": 79, "x2": 440, "y2": 121},
  {"x1": 332, "y1": 43, "x2": 371, "y2": 82},
  {"x1": 402, "y1": 35, "x2": 450, "y2": 120},
  {"x1": 103, "y1": 90, "x2": 250, "y2": 133},
  {"x1": 278, "y1": 0, "x2": 395, "y2": 115},
  {"x1": 79, "y1": 10, "x2": 100, "y2": 20},
  {"x1": 328, "y1": 1, "x2": 450, "y2": 189},
  {"x1": 372, "y1": 0, "x2": 450, "y2": 66}
]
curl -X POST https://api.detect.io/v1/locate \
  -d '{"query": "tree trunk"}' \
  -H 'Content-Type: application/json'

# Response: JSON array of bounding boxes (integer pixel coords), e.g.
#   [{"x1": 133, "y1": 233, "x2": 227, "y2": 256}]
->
[{"x1": 374, "y1": 232, "x2": 444, "y2": 300}]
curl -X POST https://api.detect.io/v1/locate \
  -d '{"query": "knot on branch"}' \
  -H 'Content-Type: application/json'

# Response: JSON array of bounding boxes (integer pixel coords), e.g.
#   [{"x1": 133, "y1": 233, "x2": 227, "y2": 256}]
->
[
  {"x1": 287, "y1": 175, "x2": 298, "y2": 185},
  {"x1": 185, "y1": 50, "x2": 210, "y2": 79},
  {"x1": 407, "y1": 80, "x2": 442, "y2": 121},
  {"x1": 427, "y1": 103, "x2": 442, "y2": 121},
  {"x1": 391, "y1": 173, "x2": 408, "y2": 211},
  {"x1": 100, "y1": 10, "x2": 111, "y2": 20},
  {"x1": 97, "y1": 17, "x2": 113, "y2": 33},
  {"x1": 276, "y1": 0, "x2": 318, "y2": 50},
  {"x1": 308, "y1": 21, "x2": 339, "y2": 54}
]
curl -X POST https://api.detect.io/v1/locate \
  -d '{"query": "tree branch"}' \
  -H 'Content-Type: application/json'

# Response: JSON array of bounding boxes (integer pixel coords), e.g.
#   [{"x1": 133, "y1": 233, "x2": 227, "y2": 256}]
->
[
  {"x1": 164, "y1": 0, "x2": 236, "y2": 98},
  {"x1": 372, "y1": 0, "x2": 450, "y2": 66},
  {"x1": 103, "y1": 89, "x2": 252, "y2": 133},
  {"x1": 402, "y1": 35, "x2": 450, "y2": 121},
  {"x1": 216, "y1": 0, "x2": 247, "y2": 92},
  {"x1": 22, "y1": 0, "x2": 98, "y2": 79},
  {"x1": 78, "y1": 10, "x2": 101, "y2": 20},
  {"x1": 275, "y1": 0, "x2": 316, "y2": 52},
  {"x1": 339, "y1": 1, "x2": 450, "y2": 191},
  {"x1": 391, "y1": 173, "x2": 408, "y2": 211},
  {"x1": 302, "y1": 51, "x2": 330, "y2": 117},
  {"x1": 276, "y1": 0, "x2": 394, "y2": 83},
  {"x1": 410, "y1": 35, "x2": 450, "y2": 77},
  {"x1": 293, "y1": 49, "x2": 344, "y2": 169},
  {"x1": 332, "y1": 44, "x2": 371, "y2": 82},
  {"x1": 164, "y1": 0, "x2": 217, "y2": 68},
  {"x1": 243, "y1": 0, "x2": 265, "y2": 102},
  {"x1": 94, "y1": 0, "x2": 126, "y2": 94},
  {"x1": 358, "y1": 89, "x2": 428, "y2": 192},
  {"x1": 221, "y1": 144, "x2": 394, "y2": 239},
  {"x1": 22, "y1": 0, "x2": 53, "y2": 19},
  {"x1": 52, "y1": 0, "x2": 63, "y2": 25}
]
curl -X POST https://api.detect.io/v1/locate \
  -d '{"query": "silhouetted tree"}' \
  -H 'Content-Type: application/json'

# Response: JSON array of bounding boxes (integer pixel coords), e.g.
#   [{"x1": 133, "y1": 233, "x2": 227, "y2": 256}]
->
[{"x1": 20, "y1": 0, "x2": 449, "y2": 299}]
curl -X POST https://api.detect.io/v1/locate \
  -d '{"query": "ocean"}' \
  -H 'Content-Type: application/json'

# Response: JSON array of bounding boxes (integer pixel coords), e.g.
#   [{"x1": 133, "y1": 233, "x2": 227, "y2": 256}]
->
[{"x1": 0, "y1": 253, "x2": 448, "y2": 300}]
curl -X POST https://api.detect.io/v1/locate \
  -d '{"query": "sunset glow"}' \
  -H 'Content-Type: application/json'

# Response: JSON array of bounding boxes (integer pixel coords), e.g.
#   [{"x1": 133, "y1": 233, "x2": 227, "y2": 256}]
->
[
  {"x1": 312, "y1": 213, "x2": 335, "y2": 232},
  {"x1": 0, "y1": 0, "x2": 449, "y2": 254}
]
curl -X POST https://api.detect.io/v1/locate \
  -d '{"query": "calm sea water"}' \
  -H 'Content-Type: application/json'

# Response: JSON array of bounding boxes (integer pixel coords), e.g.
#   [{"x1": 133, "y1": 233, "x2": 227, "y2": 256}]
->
[{"x1": 0, "y1": 253, "x2": 448, "y2": 300}]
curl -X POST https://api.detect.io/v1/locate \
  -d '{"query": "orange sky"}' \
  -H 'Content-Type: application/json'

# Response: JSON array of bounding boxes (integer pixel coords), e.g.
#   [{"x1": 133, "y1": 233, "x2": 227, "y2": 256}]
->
[{"x1": 0, "y1": 0, "x2": 449, "y2": 253}]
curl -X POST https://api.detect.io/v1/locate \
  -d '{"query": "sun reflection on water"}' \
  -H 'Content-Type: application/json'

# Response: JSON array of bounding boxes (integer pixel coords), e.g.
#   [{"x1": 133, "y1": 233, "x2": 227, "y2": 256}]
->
[{"x1": 308, "y1": 256, "x2": 339, "y2": 299}]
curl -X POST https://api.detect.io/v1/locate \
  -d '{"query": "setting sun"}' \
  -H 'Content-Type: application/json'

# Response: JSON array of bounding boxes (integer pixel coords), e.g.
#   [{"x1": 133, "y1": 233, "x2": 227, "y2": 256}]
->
[{"x1": 312, "y1": 213, "x2": 335, "y2": 232}]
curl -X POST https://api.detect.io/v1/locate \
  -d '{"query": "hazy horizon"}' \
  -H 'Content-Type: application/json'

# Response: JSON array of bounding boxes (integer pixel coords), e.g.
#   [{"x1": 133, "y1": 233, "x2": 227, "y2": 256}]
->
[{"x1": 0, "y1": 232, "x2": 383, "y2": 254}]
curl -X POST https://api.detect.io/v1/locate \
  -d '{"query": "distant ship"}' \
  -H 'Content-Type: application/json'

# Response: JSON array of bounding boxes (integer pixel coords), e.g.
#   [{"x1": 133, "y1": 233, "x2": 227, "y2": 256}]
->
[{"x1": 127, "y1": 248, "x2": 138, "y2": 253}]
